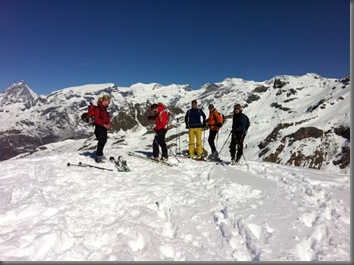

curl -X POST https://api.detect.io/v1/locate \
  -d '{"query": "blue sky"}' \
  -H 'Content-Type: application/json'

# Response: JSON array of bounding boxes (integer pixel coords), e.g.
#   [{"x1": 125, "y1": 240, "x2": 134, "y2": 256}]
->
[{"x1": 0, "y1": 0, "x2": 350, "y2": 95}]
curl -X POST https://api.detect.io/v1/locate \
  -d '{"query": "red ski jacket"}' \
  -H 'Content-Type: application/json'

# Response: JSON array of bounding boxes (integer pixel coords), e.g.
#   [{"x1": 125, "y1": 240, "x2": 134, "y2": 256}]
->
[
  {"x1": 94, "y1": 104, "x2": 111, "y2": 127},
  {"x1": 154, "y1": 103, "x2": 168, "y2": 130}
]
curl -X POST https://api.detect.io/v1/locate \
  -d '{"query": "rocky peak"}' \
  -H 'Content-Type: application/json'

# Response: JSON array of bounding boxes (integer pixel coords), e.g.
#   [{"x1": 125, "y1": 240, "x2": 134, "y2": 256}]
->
[{"x1": 1, "y1": 81, "x2": 38, "y2": 105}]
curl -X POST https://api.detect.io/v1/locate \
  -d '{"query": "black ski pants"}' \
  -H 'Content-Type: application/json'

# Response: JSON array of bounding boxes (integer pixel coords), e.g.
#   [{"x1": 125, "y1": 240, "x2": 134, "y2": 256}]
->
[
  {"x1": 153, "y1": 129, "x2": 168, "y2": 158},
  {"x1": 208, "y1": 130, "x2": 218, "y2": 153},
  {"x1": 95, "y1": 126, "x2": 108, "y2": 157},
  {"x1": 229, "y1": 132, "x2": 245, "y2": 161}
]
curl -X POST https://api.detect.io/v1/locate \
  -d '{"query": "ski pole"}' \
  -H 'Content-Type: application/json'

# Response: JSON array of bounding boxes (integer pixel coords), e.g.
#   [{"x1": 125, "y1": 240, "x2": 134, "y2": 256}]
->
[
  {"x1": 202, "y1": 127, "x2": 206, "y2": 148},
  {"x1": 234, "y1": 132, "x2": 249, "y2": 170},
  {"x1": 167, "y1": 146, "x2": 180, "y2": 163},
  {"x1": 178, "y1": 120, "x2": 181, "y2": 154},
  {"x1": 67, "y1": 162, "x2": 113, "y2": 171},
  {"x1": 175, "y1": 124, "x2": 178, "y2": 154},
  {"x1": 218, "y1": 131, "x2": 232, "y2": 155},
  {"x1": 175, "y1": 118, "x2": 181, "y2": 155}
]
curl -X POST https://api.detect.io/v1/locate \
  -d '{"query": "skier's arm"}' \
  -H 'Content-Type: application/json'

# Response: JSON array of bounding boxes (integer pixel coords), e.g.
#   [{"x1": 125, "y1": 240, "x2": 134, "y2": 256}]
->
[
  {"x1": 185, "y1": 110, "x2": 189, "y2": 128},
  {"x1": 201, "y1": 109, "x2": 206, "y2": 127}
]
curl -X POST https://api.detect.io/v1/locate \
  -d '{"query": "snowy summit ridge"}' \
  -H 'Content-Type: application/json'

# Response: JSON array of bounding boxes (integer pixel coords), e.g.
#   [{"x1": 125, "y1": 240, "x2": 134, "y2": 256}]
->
[
  {"x1": 0, "y1": 73, "x2": 350, "y2": 173},
  {"x1": 1, "y1": 81, "x2": 38, "y2": 104}
]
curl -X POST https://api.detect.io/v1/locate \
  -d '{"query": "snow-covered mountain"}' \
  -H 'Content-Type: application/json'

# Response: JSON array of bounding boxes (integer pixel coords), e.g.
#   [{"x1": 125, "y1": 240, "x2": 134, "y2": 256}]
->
[{"x1": 0, "y1": 73, "x2": 350, "y2": 173}]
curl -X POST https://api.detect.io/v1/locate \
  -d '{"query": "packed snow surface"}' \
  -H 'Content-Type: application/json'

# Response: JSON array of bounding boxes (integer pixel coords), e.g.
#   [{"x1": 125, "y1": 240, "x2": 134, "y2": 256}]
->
[{"x1": 0, "y1": 138, "x2": 350, "y2": 261}]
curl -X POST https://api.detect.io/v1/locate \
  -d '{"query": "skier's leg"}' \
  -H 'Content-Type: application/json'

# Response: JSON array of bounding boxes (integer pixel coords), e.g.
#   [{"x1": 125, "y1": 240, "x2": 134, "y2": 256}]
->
[
  {"x1": 229, "y1": 135, "x2": 237, "y2": 160},
  {"x1": 152, "y1": 134, "x2": 159, "y2": 158},
  {"x1": 188, "y1": 128, "x2": 195, "y2": 156},
  {"x1": 208, "y1": 130, "x2": 217, "y2": 153},
  {"x1": 196, "y1": 128, "x2": 203, "y2": 156},
  {"x1": 157, "y1": 130, "x2": 168, "y2": 158}
]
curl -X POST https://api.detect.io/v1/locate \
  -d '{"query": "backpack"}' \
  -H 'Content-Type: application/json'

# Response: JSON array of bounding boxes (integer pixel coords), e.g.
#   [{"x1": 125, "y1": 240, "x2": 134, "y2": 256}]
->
[
  {"x1": 81, "y1": 103, "x2": 98, "y2": 125},
  {"x1": 216, "y1": 111, "x2": 225, "y2": 127},
  {"x1": 159, "y1": 109, "x2": 176, "y2": 129},
  {"x1": 244, "y1": 113, "x2": 250, "y2": 132}
]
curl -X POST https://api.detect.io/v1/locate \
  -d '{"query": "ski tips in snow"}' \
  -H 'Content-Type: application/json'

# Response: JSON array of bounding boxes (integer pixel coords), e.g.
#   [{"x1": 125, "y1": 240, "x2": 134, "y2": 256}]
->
[{"x1": 110, "y1": 155, "x2": 131, "y2": 172}]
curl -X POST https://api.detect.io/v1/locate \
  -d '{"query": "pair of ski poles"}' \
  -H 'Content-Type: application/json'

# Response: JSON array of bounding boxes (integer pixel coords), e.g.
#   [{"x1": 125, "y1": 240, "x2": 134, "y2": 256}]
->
[{"x1": 218, "y1": 130, "x2": 249, "y2": 169}]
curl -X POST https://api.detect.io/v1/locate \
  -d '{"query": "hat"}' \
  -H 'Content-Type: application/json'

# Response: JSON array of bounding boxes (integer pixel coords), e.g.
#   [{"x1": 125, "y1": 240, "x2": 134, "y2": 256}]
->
[
  {"x1": 208, "y1": 104, "x2": 214, "y2": 109},
  {"x1": 234, "y1": 104, "x2": 241, "y2": 109}
]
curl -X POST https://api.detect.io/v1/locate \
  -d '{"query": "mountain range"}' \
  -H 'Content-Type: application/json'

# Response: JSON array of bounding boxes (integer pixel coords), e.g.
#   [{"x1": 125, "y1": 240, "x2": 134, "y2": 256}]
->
[{"x1": 0, "y1": 73, "x2": 350, "y2": 173}]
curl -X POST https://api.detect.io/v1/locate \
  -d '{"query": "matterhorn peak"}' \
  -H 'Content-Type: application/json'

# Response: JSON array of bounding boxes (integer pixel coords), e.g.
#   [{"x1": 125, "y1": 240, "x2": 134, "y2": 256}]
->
[{"x1": 1, "y1": 81, "x2": 38, "y2": 105}]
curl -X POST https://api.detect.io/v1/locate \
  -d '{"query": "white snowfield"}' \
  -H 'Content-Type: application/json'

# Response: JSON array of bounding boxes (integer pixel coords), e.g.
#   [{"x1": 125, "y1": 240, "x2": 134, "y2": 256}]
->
[{"x1": 0, "y1": 138, "x2": 350, "y2": 261}]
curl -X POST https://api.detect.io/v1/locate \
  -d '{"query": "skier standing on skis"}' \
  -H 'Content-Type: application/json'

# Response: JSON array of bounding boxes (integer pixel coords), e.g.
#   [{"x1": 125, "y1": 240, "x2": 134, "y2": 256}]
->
[
  {"x1": 185, "y1": 100, "x2": 206, "y2": 158},
  {"x1": 206, "y1": 104, "x2": 223, "y2": 160},
  {"x1": 148, "y1": 103, "x2": 169, "y2": 161},
  {"x1": 229, "y1": 104, "x2": 247, "y2": 165},
  {"x1": 94, "y1": 95, "x2": 111, "y2": 163}
]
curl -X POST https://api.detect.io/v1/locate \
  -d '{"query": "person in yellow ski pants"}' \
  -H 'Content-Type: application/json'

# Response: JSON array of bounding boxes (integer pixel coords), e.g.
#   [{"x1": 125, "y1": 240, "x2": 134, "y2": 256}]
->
[
  {"x1": 184, "y1": 100, "x2": 206, "y2": 158},
  {"x1": 188, "y1": 127, "x2": 203, "y2": 156}
]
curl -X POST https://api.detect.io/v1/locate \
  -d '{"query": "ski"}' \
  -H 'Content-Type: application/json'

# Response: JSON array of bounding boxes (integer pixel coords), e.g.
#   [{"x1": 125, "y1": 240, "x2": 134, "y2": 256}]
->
[
  {"x1": 177, "y1": 155, "x2": 208, "y2": 162},
  {"x1": 67, "y1": 162, "x2": 113, "y2": 171},
  {"x1": 177, "y1": 151, "x2": 231, "y2": 165},
  {"x1": 109, "y1": 156, "x2": 131, "y2": 172},
  {"x1": 118, "y1": 155, "x2": 131, "y2": 172},
  {"x1": 127, "y1": 151, "x2": 174, "y2": 167},
  {"x1": 206, "y1": 158, "x2": 229, "y2": 165}
]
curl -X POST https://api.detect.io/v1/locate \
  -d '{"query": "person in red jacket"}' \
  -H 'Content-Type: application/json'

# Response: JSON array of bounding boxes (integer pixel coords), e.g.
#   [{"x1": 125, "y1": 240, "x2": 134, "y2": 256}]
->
[
  {"x1": 148, "y1": 103, "x2": 169, "y2": 161},
  {"x1": 94, "y1": 95, "x2": 111, "y2": 163}
]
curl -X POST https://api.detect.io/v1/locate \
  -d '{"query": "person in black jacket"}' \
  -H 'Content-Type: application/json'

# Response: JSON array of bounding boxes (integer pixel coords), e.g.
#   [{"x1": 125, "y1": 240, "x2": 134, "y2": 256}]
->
[{"x1": 229, "y1": 104, "x2": 247, "y2": 164}]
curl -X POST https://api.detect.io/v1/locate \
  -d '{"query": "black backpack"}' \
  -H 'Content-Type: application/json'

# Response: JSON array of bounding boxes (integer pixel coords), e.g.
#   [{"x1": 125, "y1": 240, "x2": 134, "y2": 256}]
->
[{"x1": 244, "y1": 114, "x2": 250, "y2": 132}]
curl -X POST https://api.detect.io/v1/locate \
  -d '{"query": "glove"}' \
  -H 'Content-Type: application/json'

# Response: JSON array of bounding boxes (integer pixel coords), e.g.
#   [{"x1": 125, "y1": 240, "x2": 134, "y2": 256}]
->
[{"x1": 217, "y1": 123, "x2": 222, "y2": 128}]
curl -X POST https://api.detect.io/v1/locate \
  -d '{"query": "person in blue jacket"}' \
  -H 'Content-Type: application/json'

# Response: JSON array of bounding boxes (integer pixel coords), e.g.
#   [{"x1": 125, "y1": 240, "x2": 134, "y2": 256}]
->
[
  {"x1": 229, "y1": 104, "x2": 248, "y2": 164},
  {"x1": 185, "y1": 100, "x2": 206, "y2": 158}
]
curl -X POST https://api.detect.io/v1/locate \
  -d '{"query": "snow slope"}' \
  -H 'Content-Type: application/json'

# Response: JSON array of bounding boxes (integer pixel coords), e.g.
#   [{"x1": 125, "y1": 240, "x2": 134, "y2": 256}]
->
[{"x1": 0, "y1": 138, "x2": 350, "y2": 261}]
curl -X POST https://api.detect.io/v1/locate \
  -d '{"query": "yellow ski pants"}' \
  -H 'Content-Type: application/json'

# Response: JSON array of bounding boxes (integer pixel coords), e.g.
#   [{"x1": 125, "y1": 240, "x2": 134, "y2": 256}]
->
[{"x1": 188, "y1": 128, "x2": 203, "y2": 156}]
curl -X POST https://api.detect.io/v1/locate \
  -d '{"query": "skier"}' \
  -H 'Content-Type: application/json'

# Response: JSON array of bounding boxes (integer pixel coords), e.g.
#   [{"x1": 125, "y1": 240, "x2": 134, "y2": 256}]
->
[
  {"x1": 229, "y1": 104, "x2": 247, "y2": 165},
  {"x1": 94, "y1": 95, "x2": 111, "y2": 163},
  {"x1": 148, "y1": 103, "x2": 169, "y2": 161},
  {"x1": 206, "y1": 104, "x2": 223, "y2": 159},
  {"x1": 185, "y1": 100, "x2": 206, "y2": 158}
]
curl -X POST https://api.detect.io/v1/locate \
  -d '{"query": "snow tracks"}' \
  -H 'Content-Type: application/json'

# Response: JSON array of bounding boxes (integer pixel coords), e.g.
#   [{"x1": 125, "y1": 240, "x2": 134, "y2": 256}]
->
[{"x1": 0, "y1": 153, "x2": 350, "y2": 261}]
